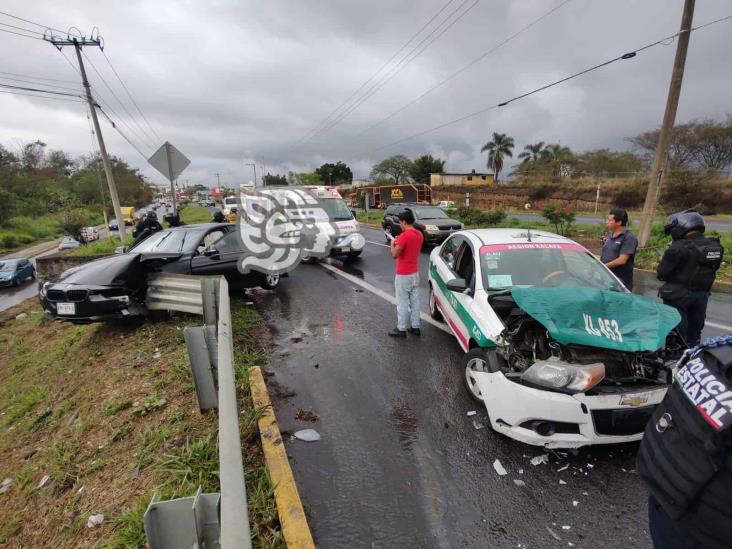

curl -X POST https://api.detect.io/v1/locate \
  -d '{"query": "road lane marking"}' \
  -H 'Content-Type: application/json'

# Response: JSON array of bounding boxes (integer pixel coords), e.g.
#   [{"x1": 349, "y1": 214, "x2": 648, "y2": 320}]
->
[
  {"x1": 366, "y1": 240, "x2": 390, "y2": 247},
  {"x1": 706, "y1": 321, "x2": 732, "y2": 332},
  {"x1": 319, "y1": 262, "x2": 451, "y2": 334}
]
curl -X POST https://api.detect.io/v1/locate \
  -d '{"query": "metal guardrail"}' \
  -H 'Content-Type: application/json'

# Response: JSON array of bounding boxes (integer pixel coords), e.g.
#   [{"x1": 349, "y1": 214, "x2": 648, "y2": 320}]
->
[
  {"x1": 146, "y1": 272, "x2": 205, "y2": 315},
  {"x1": 143, "y1": 274, "x2": 252, "y2": 548}
]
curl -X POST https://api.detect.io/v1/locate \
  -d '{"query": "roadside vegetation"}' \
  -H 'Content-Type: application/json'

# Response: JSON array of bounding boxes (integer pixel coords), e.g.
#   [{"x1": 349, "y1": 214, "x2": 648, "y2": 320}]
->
[
  {"x1": 178, "y1": 204, "x2": 212, "y2": 225},
  {"x1": 0, "y1": 140, "x2": 154, "y2": 254},
  {"x1": 0, "y1": 297, "x2": 282, "y2": 547}
]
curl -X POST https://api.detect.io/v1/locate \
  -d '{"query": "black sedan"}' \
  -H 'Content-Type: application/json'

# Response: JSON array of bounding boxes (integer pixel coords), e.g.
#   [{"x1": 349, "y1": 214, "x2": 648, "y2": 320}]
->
[{"x1": 40, "y1": 223, "x2": 280, "y2": 323}]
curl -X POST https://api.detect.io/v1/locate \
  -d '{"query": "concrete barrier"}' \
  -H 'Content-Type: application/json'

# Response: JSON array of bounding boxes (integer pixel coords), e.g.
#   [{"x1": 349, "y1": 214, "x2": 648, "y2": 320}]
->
[{"x1": 34, "y1": 254, "x2": 110, "y2": 285}]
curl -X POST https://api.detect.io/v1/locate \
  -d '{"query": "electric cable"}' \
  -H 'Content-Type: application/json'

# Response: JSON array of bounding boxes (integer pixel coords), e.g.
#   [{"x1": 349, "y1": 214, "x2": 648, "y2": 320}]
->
[
  {"x1": 0, "y1": 88, "x2": 84, "y2": 103},
  {"x1": 96, "y1": 104, "x2": 151, "y2": 162},
  {"x1": 358, "y1": 0, "x2": 573, "y2": 136},
  {"x1": 290, "y1": 0, "x2": 461, "y2": 147},
  {"x1": 0, "y1": 10, "x2": 82, "y2": 38},
  {"x1": 0, "y1": 75, "x2": 81, "y2": 92},
  {"x1": 361, "y1": 14, "x2": 732, "y2": 155},
  {"x1": 0, "y1": 26, "x2": 44, "y2": 40},
  {"x1": 0, "y1": 81, "x2": 82, "y2": 98},
  {"x1": 0, "y1": 69, "x2": 78, "y2": 84}
]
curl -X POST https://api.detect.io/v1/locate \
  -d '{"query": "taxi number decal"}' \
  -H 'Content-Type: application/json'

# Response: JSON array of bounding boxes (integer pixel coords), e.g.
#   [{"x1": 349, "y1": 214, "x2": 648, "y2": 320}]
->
[{"x1": 583, "y1": 313, "x2": 623, "y2": 343}]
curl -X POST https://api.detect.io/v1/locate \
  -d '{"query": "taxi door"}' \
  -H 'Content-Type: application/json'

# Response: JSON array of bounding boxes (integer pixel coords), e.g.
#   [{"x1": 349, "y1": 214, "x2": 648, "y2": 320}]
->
[{"x1": 431, "y1": 235, "x2": 473, "y2": 351}]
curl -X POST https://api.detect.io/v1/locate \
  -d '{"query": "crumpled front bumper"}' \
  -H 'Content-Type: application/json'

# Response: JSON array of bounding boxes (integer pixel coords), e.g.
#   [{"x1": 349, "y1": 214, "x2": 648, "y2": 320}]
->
[
  {"x1": 329, "y1": 232, "x2": 366, "y2": 255},
  {"x1": 473, "y1": 370, "x2": 667, "y2": 448}
]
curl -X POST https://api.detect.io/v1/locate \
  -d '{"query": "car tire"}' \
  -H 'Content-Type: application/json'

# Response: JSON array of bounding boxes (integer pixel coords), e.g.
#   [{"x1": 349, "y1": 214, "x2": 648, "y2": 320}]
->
[
  {"x1": 428, "y1": 283, "x2": 443, "y2": 321},
  {"x1": 301, "y1": 256, "x2": 318, "y2": 265},
  {"x1": 261, "y1": 273, "x2": 280, "y2": 290},
  {"x1": 463, "y1": 347, "x2": 490, "y2": 403},
  {"x1": 346, "y1": 250, "x2": 362, "y2": 259},
  {"x1": 13, "y1": 278, "x2": 20, "y2": 287}
]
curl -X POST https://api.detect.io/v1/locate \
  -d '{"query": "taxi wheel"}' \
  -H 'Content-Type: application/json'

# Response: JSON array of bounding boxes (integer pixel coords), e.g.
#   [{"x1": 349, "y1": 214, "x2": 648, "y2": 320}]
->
[
  {"x1": 464, "y1": 348, "x2": 489, "y2": 403},
  {"x1": 428, "y1": 284, "x2": 443, "y2": 321}
]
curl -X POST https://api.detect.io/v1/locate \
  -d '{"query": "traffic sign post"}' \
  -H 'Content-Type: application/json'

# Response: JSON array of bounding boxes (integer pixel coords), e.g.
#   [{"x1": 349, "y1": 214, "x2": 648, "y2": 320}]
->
[{"x1": 148, "y1": 142, "x2": 191, "y2": 216}]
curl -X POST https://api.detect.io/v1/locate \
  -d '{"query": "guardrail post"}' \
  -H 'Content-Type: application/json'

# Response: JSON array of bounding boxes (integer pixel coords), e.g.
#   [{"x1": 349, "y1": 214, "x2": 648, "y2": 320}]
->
[{"x1": 183, "y1": 326, "x2": 218, "y2": 411}]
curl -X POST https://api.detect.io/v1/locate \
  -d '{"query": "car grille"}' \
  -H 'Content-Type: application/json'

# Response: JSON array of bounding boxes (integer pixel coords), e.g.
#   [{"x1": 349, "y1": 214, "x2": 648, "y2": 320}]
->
[
  {"x1": 46, "y1": 289, "x2": 65, "y2": 301},
  {"x1": 66, "y1": 289, "x2": 89, "y2": 301},
  {"x1": 438, "y1": 224, "x2": 458, "y2": 230},
  {"x1": 98, "y1": 288, "x2": 127, "y2": 298},
  {"x1": 592, "y1": 406, "x2": 656, "y2": 436}
]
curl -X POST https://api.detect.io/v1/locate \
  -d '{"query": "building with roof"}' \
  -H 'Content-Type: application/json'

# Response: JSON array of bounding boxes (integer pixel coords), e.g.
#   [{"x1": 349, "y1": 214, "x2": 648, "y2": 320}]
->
[{"x1": 430, "y1": 170, "x2": 494, "y2": 186}]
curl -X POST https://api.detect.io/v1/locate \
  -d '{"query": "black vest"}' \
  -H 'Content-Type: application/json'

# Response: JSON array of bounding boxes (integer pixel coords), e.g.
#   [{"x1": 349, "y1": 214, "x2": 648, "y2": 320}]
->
[
  {"x1": 661, "y1": 235, "x2": 724, "y2": 294},
  {"x1": 637, "y1": 338, "x2": 732, "y2": 549}
]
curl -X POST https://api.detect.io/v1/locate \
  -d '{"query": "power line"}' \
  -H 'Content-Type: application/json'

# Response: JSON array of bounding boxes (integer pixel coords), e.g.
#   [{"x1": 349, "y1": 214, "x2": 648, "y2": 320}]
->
[
  {"x1": 0, "y1": 75, "x2": 81, "y2": 92},
  {"x1": 81, "y1": 50, "x2": 157, "y2": 150},
  {"x1": 0, "y1": 26, "x2": 44, "y2": 40},
  {"x1": 0, "y1": 88, "x2": 84, "y2": 103},
  {"x1": 100, "y1": 49, "x2": 162, "y2": 143},
  {"x1": 0, "y1": 81, "x2": 82, "y2": 98},
  {"x1": 0, "y1": 21, "x2": 44, "y2": 36},
  {"x1": 314, "y1": 0, "x2": 482, "y2": 139},
  {"x1": 0, "y1": 69, "x2": 78, "y2": 84},
  {"x1": 290, "y1": 0, "x2": 461, "y2": 148},
  {"x1": 96, "y1": 104, "x2": 152, "y2": 162},
  {"x1": 362, "y1": 14, "x2": 732, "y2": 155},
  {"x1": 358, "y1": 0, "x2": 573, "y2": 136},
  {"x1": 0, "y1": 10, "x2": 82, "y2": 38}
]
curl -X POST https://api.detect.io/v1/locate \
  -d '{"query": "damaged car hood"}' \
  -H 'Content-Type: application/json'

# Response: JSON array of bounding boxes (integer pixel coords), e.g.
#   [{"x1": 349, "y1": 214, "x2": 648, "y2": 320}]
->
[
  {"x1": 510, "y1": 287, "x2": 681, "y2": 352},
  {"x1": 51, "y1": 253, "x2": 143, "y2": 285}
]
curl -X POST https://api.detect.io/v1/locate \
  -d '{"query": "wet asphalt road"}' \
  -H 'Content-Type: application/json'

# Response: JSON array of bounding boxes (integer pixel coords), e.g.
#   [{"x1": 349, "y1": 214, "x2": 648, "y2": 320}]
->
[{"x1": 251, "y1": 226, "x2": 731, "y2": 549}]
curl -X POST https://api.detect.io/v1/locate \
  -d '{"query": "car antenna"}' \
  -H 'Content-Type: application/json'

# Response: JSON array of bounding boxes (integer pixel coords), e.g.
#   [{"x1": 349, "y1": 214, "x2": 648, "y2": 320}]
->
[{"x1": 526, "y1": 227, "x2": 532, "y2": 242}]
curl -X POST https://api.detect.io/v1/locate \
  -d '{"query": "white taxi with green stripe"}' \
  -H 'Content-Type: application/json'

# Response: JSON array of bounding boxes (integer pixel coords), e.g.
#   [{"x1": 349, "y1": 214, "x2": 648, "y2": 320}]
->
[{"x1": 428, "y1": 228, "x2": 681, "y2": 448}]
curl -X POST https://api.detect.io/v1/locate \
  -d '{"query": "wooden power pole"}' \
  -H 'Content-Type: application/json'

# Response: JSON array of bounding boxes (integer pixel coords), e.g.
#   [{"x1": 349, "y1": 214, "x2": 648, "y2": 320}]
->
[{"x1": 638, "y1": 0, "x2": 695, "y2": 246}]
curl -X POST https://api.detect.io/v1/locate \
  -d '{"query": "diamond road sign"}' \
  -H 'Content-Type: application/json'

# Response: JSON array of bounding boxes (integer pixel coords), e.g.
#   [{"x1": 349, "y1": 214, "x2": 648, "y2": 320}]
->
[{"x1": 148, "y1": 142, "x2": 190, "y2": 181}]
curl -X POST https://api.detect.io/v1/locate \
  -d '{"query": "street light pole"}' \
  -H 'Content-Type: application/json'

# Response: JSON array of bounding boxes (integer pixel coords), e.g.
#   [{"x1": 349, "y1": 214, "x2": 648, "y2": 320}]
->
[{"x1": 245, "y1": 163, "x2": 257, "y2": 187}]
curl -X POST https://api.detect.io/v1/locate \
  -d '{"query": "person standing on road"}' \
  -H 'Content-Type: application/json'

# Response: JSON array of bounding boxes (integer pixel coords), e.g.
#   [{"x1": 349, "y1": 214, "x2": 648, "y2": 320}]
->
[
  {"x1": 389, "y1": 210, "x2": 424, "y2": 338},
  {"x1": 601, "y1": 207, "x2": 638, "y2": 291},
  {"x1": 657, "y1": 209, "x2": 724, "y2": 347},
  {"x1": 131, "y1": 210, "x2": 163, "y2": 247},
  {"x1": 637, "y1": 335, "x2": 732, "y2": 549}
]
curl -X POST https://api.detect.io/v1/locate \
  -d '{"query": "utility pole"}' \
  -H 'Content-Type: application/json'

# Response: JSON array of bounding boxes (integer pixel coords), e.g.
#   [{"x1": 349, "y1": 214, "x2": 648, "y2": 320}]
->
[
  {"x1": 638, "y1": 0, "x2": 695, "y2": 246},
  {"x1": 246, "y1": 163, "x2": 257, "y2": 187},
  {"x1": 215, "y1": 173, "x2": 221, "y2": 188},
  {"x1": 46, "y1": 34, "x2": 126, "y2": 239}
]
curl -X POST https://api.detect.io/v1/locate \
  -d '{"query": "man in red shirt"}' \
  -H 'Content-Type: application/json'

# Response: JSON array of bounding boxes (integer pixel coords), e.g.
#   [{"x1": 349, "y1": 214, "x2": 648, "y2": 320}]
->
[{"x1": 388, "y1": 210, "x2": 424, "y2": 338}]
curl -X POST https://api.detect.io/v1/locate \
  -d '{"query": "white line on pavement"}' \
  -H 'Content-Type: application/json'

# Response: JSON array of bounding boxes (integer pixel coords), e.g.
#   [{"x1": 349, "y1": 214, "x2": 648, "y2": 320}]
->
[
  {"x1": 319, "y1": 262, "x2": 451, "y2": 335},
  {"x1": 706, "y1": 321, "x2": 732, "y2": 332},
  {"x1": 366, "y1": 240, "x2": 389, "y2": 248}
]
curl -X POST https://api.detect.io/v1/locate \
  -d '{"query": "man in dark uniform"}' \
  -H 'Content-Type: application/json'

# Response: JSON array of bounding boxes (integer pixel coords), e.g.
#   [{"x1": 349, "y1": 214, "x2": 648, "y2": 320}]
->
[
  {"x1": 131, "y1": 210, "x2": 163, "y2": 247},
  {"x1": 601, "y1": 207, "x2": 638, "y2": 291},
  {"x1": 657, "y1": 209, "x2": 724, "y2": 347},
  {"x1": 211, "y1": 209, "x2": 226, "y2": 223},
  {"x1": 637, "y1": 335, "x2": 732, "y2": 549}
]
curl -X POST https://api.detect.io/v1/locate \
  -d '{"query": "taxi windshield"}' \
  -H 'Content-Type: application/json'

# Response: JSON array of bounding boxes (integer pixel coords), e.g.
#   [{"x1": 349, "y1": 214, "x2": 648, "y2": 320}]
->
[
  {"x1": 480, "y1": 243, "x2": 622, "y2": 291},
  {"x1": 318, "y1": 198, "x2": 353, "y2": 221}
]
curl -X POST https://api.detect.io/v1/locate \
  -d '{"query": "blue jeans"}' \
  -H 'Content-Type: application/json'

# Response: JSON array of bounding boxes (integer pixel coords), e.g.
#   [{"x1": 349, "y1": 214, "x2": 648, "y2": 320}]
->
[
  {"x1": 395, "y1": 273, "x2": 420, "y2": 331},
  {"x1": 663, "y1": 291, "x2": 709, "y2": 347}
]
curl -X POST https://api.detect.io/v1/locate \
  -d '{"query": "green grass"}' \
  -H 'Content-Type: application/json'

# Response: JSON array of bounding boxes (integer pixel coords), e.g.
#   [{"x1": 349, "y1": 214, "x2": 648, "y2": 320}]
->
[
  {"x1": 179, "y1": 205, "x2": 211, "y2": 224},
  {"x1": 108, "y1": 496, "x2": 148, "y2": 549},
  {"x1": 0, "y1": 210, "x2": 104, "y2": 253},
  {"x1": 67, "y1": 234, "x2": 132, "y2": 256}
]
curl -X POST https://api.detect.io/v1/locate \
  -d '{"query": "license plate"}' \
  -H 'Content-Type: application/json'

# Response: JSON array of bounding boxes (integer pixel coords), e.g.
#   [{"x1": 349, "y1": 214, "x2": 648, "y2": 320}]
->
[
  {"x1": 620, "y1": 392, "x2": 650, "y2": 407},
  {"x1": 57, "y1": 302, "x2": 76, "y2": 315}
]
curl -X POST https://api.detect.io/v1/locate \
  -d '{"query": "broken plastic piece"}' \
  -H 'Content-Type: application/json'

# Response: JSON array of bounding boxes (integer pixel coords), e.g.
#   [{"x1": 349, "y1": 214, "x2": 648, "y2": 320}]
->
[
  {"x1": 530, "y1": 454, "x2": 549, "y2": 466},
  {"x1": 513, "y1": 479, "x2": 526, "y2": 486},
  {"x1": 559, "y1": 479, "x2": 567, "y2": 485},
  {"x1": 573, "y1": 500, "x2": 579, "y2": 507},
  {"x1": 38, "y1": 475, "x2": 50, "y2": 488},
  {"x1": 546, "y1": 526, "x2": 562, "y2": 541},
  {"x1": 557, "y1": 464, "x2": 569, "y2": 472},
  {"x1": 87, "y1": 514, "x2": 104, "y2": 528},
  {"x1": 493, "y1": 459, "x2": 507, "y2": 476},
  {"x1": 467, "y1": 410, "x2": 477, "y2": 416},
  {"x1": 472, "y1": 419, "x2": 485, "y2": 430},
  {"x1": 294, "y1": 429, "x2": 321, "y2": 442}
]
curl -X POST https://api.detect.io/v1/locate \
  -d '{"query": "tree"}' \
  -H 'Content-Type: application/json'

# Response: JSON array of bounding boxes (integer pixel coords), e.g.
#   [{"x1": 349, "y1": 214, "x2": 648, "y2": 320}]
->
[
  {"x1": 409, "y1": 154, "x2": 445, "y2": 185},
  {"x1": 315, "y1": 161, "x2": 353, "y2": 185},
  {"x1": 294, "y1": 172, "x2": 324, "y2": 185},
  {"x1": 480, "y1": 132, "x2": 514, "y2": 181},
  {"x1": 542, "y1": 204, "x2": 575, "y2": 236},
  {"x1": 517, "y1": 142, "x2": 546, "y2": 164},
  {"x1": 262, "y1": 173, "x2": 288, "y2": 186},
  {"x1": 370, "y1": 155, "x2": 413, "y2": 185},
  {"x1": 573, "y1": 149, "x2": 643, "y2": 177},
  {"x1": 20, "y1": 140, "x2": 46, "y2": 172}
]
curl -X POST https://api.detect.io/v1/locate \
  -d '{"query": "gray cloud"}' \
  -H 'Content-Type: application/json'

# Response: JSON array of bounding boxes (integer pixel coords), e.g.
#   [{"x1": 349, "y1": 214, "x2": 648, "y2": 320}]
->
[{"x1": 0, "y1": 0, "x2": 730, "y2": 188}]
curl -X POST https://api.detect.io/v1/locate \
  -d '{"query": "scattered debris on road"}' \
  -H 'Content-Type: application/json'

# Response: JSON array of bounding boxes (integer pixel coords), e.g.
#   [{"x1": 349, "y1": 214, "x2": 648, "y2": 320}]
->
[
  {"x1": 492, "y1": 459, "x2": 507, "y2": 476},
  {"x1": 466, "y1": 410, "x2": 476, "y2": 417},
  {"x1": 513, "y1": 479, "x2": 526, "y2": 487},
  {"x1": 86, "y1": 514, "x2": 104, "y2": 528},
  {"x1": 0, "y1": 478, "x2": 12, "y2": 494},
  {"x1": 530, "y1": 454, "x2": 549, "y2": 466},
  {"x1": 546, "y1": 526, "x2": 562, "y2": 541},
  {"x1": 294, "y1": 429, "x2": 321, "y2": 442},
  {"x1": 295, "y1": 409, "x2": 319, "y2": 422},
  {"x1": 37, "y1": 475, "x2": 50, "y2": 488}
]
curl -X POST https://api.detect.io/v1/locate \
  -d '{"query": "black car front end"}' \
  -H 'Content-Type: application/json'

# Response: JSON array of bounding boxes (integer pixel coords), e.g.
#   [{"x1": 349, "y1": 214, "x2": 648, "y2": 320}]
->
[
  {"x1": 40, "y1": 282, "x2": 147, "y2": 323},
  {"x1": 415, "y1": 220, "x2": 463, "y2": 245}
]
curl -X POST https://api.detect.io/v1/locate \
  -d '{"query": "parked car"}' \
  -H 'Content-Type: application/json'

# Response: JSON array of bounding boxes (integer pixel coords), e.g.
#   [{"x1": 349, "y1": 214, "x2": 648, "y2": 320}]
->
[
  {"x1": 437, "y1": 200, "x2": 456, "y2": 209},
  {"x1": 382, "y1": 203, "x2": 462, "y2": 246},
  {"x1": 0, "y1": 258, "x2": 35, "y2": 287},
  {"x1": 79, "y1": 227, "x2": 99, "y2": 243},
  {"x1": 40, "y1": 223, "x2": 281, "y2": 324},
  {"x1": 58, "y1": 236, "x2": 81, "y2": 251},
  {"x1": 108, "y1": 219, "x2": 119, "y2": 231},
  {"x1": 427, "y1": 228, "x2": 684, "y2": 448}
]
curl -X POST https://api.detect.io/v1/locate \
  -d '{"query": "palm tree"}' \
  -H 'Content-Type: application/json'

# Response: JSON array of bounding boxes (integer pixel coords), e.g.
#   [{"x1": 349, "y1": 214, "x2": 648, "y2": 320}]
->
[
  {"x1": 517, "y1": 142, "x2": 546, "y2": 164},
  {"x1": 540, "y1": 143, "x2": 572, "y2": 163},
  {"x1": 481, "y1": 132, "x2": 514, "y2": 181}
]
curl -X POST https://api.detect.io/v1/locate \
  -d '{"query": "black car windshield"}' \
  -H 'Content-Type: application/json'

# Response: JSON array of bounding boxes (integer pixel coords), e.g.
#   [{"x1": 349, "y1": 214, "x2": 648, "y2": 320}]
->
[
  {"x1": 318, "y1": 198, "x2": 353, "y2": 221},
  {"x1": 480, "y1": 243, "x2": 622, "y2": 291},
  {"x1": 0, "y1": 260, "x2": 19, "y2": 272},
  {"x1": 129, "y1": 230, "x2": 192, "y2": 254},
  {"x1": 410, "y1": 206, "x2": 449, "y2": 219}
]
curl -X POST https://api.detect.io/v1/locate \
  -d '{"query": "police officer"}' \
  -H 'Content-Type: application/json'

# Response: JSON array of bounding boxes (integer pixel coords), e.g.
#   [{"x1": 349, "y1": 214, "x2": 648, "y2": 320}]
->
[
  {"x1": 637, "y1": 335, "x2": 732, "y2": 549},
  {"x1": 657, "y1": 210, "x2": 724, "y2": 347},
  {"x1": 211, "y1": 209, "x2": 226, "y2": 223},
  {"x1": 131, "y1": 210, "x2": 163, "y2": 246}
]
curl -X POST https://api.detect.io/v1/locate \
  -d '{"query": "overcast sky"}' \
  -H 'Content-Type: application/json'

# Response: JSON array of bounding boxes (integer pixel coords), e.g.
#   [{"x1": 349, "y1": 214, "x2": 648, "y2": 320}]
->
[{"x1": 1, "y1": 0, "x2": 730, "y2": 188}]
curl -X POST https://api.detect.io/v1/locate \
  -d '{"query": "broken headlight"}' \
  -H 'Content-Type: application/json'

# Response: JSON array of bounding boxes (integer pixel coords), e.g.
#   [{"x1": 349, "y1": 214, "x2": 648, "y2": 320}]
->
[{"x1": 522, "y1": 359, "x2": 605, "y2": 393}]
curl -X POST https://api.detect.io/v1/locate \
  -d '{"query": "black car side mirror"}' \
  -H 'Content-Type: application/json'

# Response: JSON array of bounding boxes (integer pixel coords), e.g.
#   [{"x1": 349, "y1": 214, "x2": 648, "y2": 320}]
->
[
  {"x1": 203, "y1": 246, "x2": 219, "y2": 258},
  {"x1": 447, "y1": 278, "x2": 467, "y2": 292}
]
